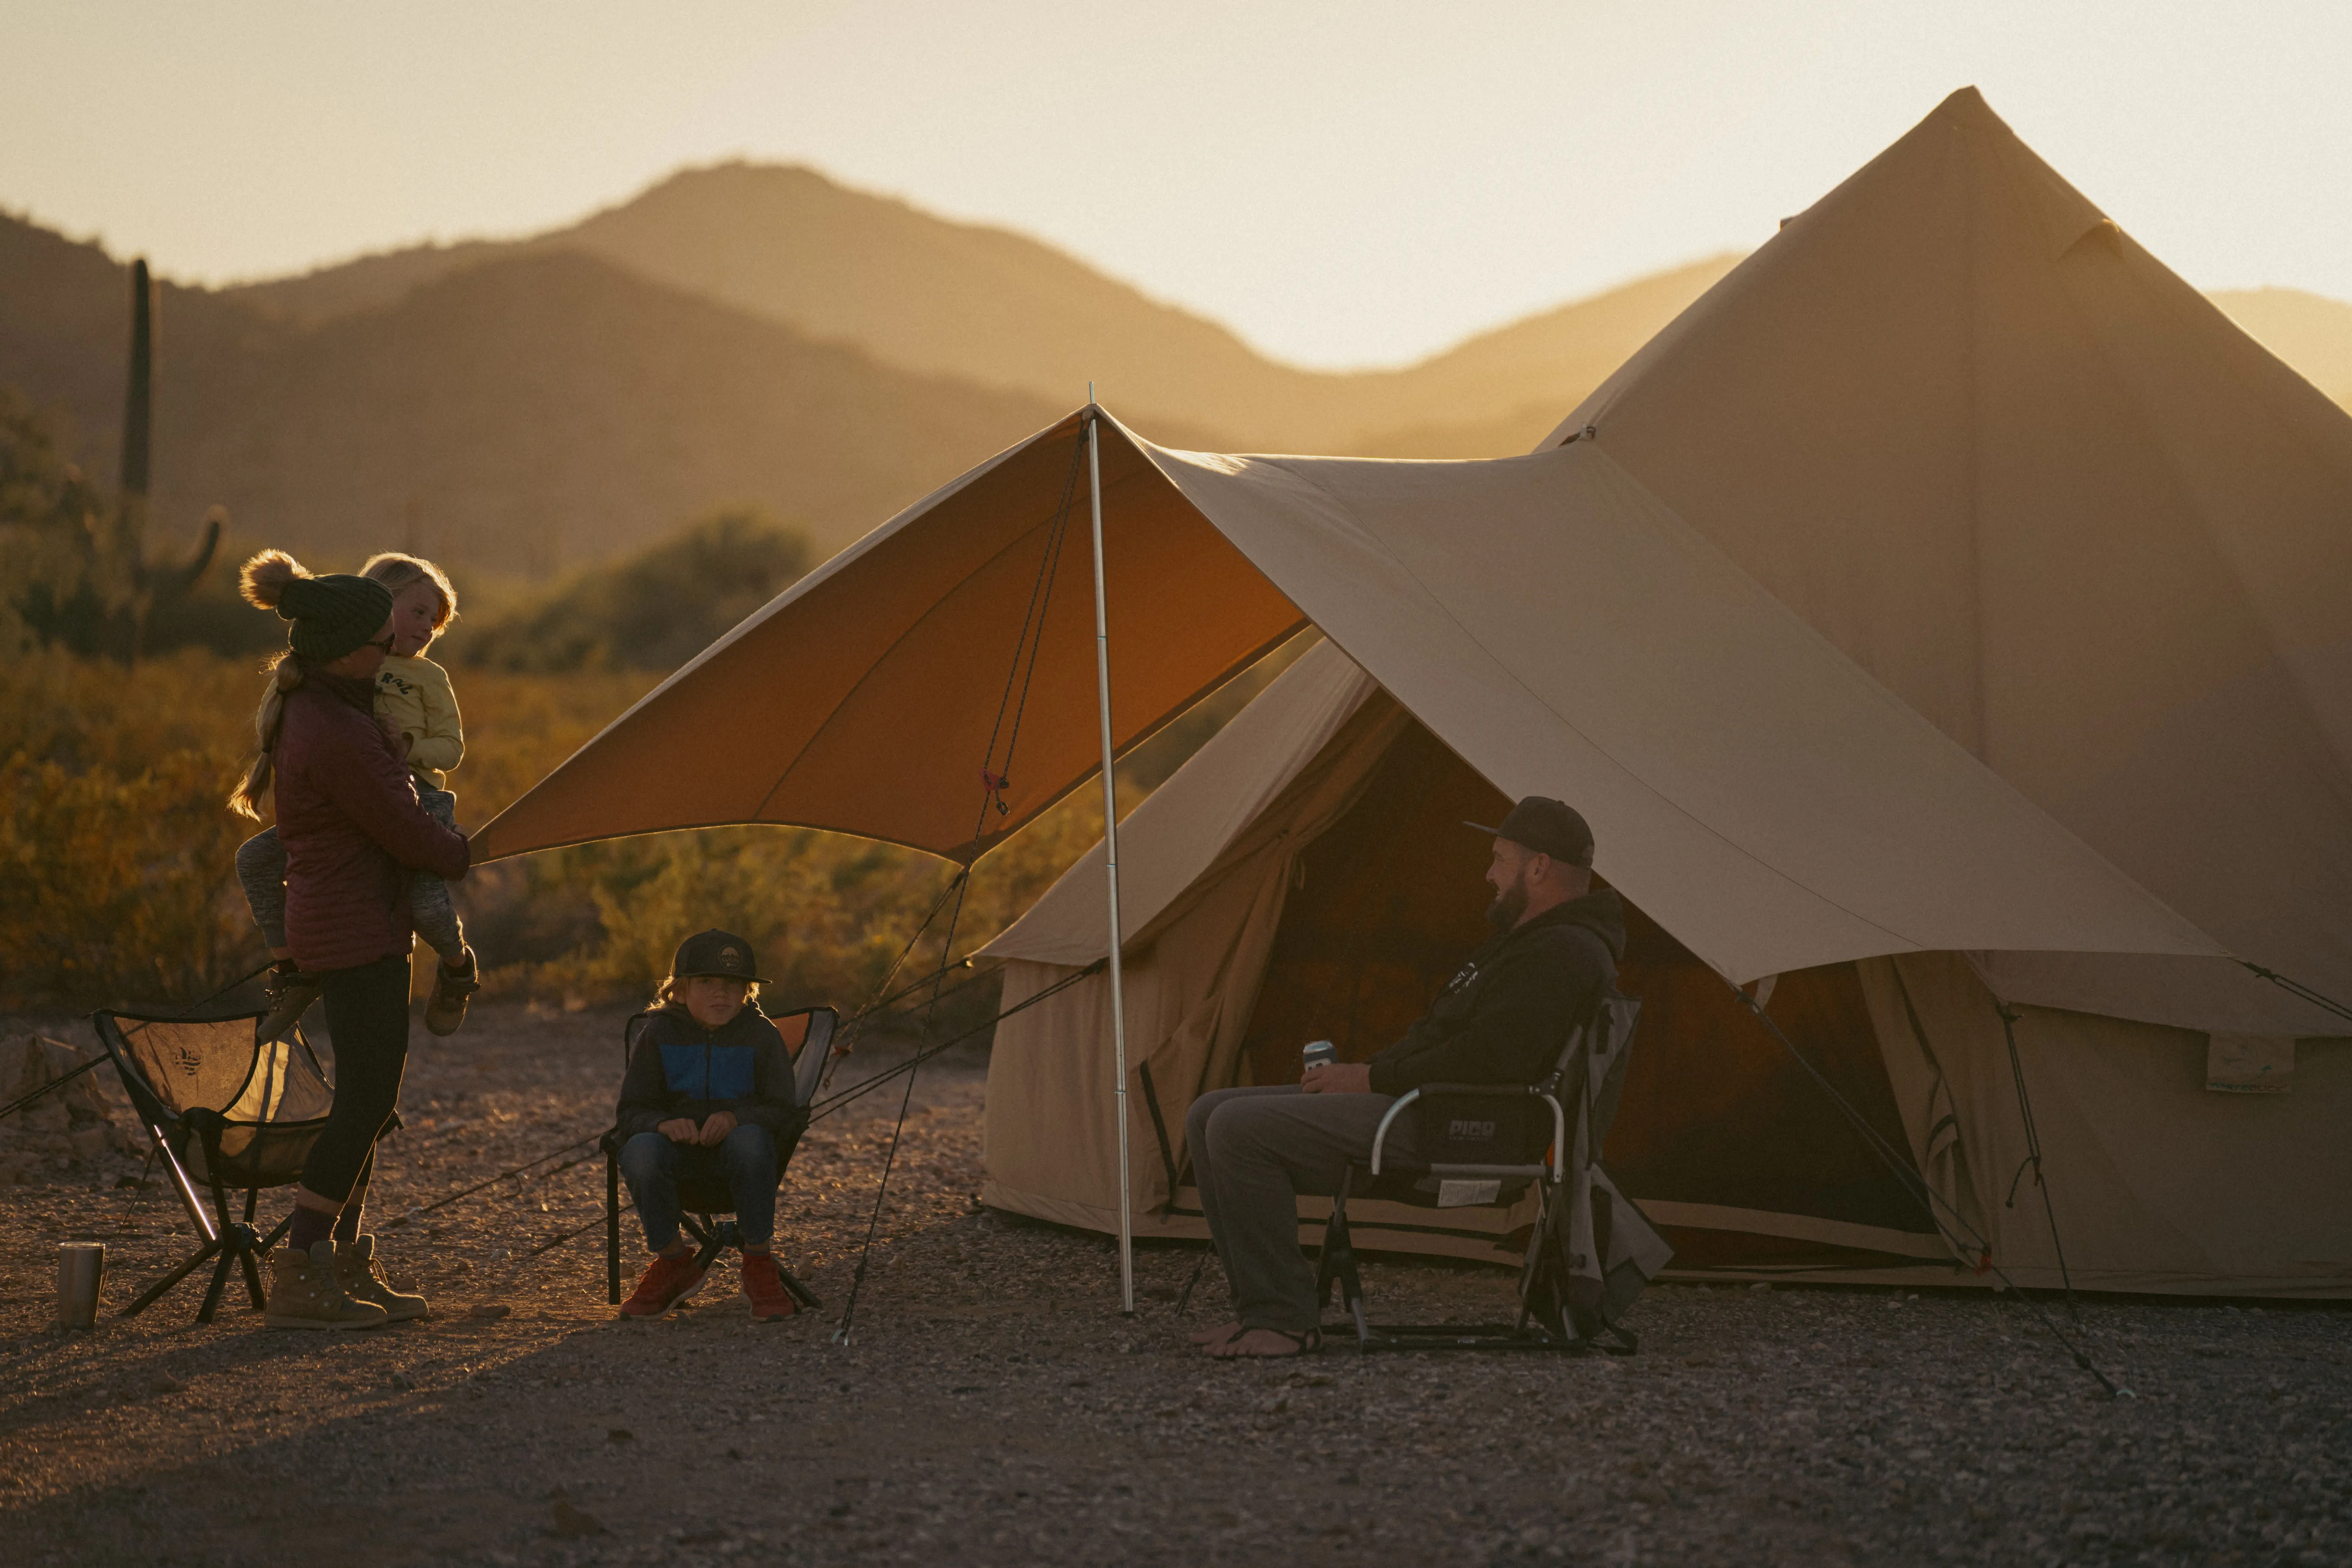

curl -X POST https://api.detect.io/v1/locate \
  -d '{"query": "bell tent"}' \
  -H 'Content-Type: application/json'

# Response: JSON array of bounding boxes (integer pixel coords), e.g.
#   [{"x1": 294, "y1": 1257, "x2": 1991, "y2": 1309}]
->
[{"x1": 476, "y1": 88, "x2": 2352, "y2": 1300}]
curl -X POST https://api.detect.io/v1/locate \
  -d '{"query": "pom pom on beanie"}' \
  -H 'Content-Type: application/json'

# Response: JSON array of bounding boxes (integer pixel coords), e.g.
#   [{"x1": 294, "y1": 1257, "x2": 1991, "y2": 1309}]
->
[{"x1": 239, "y1": 549, "x2": 302, "y2": 609}]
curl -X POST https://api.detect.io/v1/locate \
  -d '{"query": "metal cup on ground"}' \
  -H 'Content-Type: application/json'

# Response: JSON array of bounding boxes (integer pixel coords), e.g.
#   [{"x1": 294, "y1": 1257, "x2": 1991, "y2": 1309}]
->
[
  {"x1": 1301, "y1": 1040, "x2": 1338, "y2": 1076},
  {"x1": 57, "y1": 1242, "x2": 105, "y2": 1330}
]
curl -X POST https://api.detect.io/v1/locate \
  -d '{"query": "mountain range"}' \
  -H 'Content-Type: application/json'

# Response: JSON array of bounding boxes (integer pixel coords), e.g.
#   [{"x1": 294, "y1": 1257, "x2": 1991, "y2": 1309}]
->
[{"x1": 5, "y1": 161, "x2": 2350, "y2": 574}]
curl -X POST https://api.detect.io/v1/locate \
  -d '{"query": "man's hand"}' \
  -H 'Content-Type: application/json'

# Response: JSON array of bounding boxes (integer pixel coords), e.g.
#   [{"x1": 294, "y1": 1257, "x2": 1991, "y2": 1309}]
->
[
  {"x1": 657, "y1": 1117, "x2": 699, "y2": 1143},
  {"x1": 697, "y1": 1110, "x2": 739, "y2": 1146},
  {"x1": 1301, "y1": 1062, "x2": 1374, "y2": 1094}
]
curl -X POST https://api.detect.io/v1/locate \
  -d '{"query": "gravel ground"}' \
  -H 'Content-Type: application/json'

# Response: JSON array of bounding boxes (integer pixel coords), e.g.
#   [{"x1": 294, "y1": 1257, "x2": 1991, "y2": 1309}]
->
[{"x1": 0, "y1": 1003, "x2": 2347, "y2": 1567}]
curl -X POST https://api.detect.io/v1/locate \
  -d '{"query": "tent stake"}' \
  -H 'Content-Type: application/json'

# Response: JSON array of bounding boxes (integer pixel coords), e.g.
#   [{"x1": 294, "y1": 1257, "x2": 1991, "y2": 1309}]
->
[{"x1": 1086, "y1": 397, "x2": 1137, "y2": 1317}]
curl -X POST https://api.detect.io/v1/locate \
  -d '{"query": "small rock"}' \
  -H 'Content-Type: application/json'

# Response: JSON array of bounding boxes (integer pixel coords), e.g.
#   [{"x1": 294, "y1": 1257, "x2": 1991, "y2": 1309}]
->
[
  {"x1": 549, "y1": 1498, "x2": 606, "y2": 1538},
  {"x1": 469, "y1": 1302, "x2": 511, "y2": 1320},
  {"x1": 608, "y1": 1428, "x2": 633, "y2": 1443},
  {"x1": 389, "y1": 1372, "x2": 417, "y2": 1391},
  {"x1": 1749, "y1": 1282, "x2": 1771, "y2": 1293}
]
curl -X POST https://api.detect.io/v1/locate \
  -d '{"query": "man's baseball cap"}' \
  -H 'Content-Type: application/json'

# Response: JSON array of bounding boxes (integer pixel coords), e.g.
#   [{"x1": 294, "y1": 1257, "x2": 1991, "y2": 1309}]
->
[
  {"x1": 1465, "y1": 797, "x2": 1595, "y2": 868},
  {"x1": 672, "y1": 929, "x2": 765, "y2": 983}
]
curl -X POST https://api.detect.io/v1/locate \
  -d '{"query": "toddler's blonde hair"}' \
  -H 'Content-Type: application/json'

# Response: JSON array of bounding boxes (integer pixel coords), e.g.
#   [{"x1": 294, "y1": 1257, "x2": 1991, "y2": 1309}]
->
[{"x1": 360, "y1": 552, "x2": 459, "y2": 636}]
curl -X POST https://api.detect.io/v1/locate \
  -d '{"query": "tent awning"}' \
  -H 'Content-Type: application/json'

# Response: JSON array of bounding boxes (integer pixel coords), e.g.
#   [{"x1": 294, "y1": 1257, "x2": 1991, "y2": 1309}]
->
[
  {"x1": 471, "y1": 413, "x2": 1304, "y2": 866},
  {"x1": 479, "y1": 404, "x2": 2224, "y2": 987}
]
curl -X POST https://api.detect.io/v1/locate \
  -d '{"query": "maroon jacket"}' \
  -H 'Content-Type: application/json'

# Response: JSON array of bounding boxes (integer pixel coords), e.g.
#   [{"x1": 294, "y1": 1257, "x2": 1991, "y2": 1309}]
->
[{"x1": 274, "y1": 672, "x2": 471, "y2": 973}]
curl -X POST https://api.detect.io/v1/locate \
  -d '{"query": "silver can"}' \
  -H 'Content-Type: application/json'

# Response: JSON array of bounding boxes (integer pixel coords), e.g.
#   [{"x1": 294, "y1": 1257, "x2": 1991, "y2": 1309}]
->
[
  {"x1": 57, "y1": 1242, "x2": 104, "y2": 1330},
  {"x1": 1301, "y1": 1040, "x2": 1339, "y2": 1074}
]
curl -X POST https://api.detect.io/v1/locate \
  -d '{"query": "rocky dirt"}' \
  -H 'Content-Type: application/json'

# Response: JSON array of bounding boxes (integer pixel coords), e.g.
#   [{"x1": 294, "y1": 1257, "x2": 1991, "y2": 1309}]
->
[{"x1": 0, "y1": 1004, "x2": 2346, "y2": 1567}]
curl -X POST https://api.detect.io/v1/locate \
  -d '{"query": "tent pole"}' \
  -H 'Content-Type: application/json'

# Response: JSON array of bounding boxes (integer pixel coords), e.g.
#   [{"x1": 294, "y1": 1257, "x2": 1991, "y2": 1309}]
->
[{"x1": 1086, "y1": 398, "x2": 1137, "y2": 1317}]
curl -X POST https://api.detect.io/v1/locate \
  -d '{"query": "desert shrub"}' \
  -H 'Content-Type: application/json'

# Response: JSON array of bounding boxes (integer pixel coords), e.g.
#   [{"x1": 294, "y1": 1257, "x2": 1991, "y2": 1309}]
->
[
  {"x1": 0, "y1": 625, "x2": 1295, "y2": 1014},
  {"x1": 0, "y1": 646, "x2": 655, "y2": 1008},
  {"x1": 0, "y1": 649, "x2": 257, "y2": 1003},
  {"x1": 451, "y1": 505, "x2": 813, "y2": 673}
]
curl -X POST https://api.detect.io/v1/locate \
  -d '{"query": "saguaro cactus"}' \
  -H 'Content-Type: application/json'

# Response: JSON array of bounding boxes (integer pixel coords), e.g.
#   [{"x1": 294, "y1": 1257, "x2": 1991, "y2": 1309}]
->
[{"x1": 96, "y1": 259, "x2": 222, "y2": 663}]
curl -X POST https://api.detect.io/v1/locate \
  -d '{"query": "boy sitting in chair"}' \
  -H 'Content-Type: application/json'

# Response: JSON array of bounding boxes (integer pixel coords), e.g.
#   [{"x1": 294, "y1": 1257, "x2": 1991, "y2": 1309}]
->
[{"x1": 615, "y1": 929, "x2": 807, "y2": 1321}]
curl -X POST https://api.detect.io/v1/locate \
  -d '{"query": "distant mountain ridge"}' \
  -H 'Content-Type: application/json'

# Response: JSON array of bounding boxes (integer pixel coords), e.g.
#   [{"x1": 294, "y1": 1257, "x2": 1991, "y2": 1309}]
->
[
  {"x1": 225, "y1": 161, "x2": 1743, "y2": 453},
  {"x1": 7, "y1": 160, "x2": 2352, "y2": 579},
  {"x1": 0, "y1": 211, "x2": 1137, "y2": 572}
]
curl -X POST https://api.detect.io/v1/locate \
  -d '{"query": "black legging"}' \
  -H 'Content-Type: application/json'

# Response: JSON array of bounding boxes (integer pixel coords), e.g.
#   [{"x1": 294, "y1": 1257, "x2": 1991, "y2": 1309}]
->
[{"x1": 301, "y1": 952, "x2": 411, "y2": 1203}]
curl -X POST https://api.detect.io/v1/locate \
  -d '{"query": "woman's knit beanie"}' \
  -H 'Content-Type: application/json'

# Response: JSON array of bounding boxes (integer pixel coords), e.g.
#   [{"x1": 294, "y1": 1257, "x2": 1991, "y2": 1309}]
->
[{"x1": 237, "y1": 549, "x2": 394, "y2": 663}]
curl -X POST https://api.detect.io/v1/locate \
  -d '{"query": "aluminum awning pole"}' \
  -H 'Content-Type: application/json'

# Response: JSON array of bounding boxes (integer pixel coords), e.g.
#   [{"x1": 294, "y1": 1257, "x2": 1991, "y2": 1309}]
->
[{"x1": 1086, "y1": 397, "x2": 1136, "y2": 1316}]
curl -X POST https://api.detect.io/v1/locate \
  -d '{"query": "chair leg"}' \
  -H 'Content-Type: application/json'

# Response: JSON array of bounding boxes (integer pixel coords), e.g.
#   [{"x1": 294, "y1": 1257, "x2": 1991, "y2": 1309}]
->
[
  {"x1": 119, "y1": 1238, "x2": 224, "y2": 1318},
  {"x1": 197, "y1": 1239, "x2": 242, "y2": 1324},
  {"x1": 605, "y1": 1151, "x2": 621, "y2": 1306},
  {"x1": 691, "y1": 1219, "x2": 736, "y2": 1274},
  {"x1": 776, "y1": 1264, "x2": 822, "y2": 1310},
  {"x1": 1321, "y1": 1168, "x2": 1369, "y2": 1347},
  {"x1": 236, "y1": 1189, "x2": 269, "y2": 1309}
]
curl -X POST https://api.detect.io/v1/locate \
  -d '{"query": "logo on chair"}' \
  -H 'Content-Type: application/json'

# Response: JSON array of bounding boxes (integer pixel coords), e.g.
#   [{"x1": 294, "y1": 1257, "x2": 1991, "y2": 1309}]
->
[
  {"x1": 172, "y1": 1045, "x2": 203, "y2": 1076},
  {"x1": 1449, "y1": 1119, "x2": 1497, "y2": 1140}
]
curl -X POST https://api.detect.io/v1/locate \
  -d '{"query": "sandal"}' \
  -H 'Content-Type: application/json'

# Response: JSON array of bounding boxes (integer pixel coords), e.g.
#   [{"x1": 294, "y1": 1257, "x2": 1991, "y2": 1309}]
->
[
  {"x1": 1186, "y1": 1321, "x2": 1244, "y2": 1347},
  {"x1": 1205, "y1": 1325, "x2": 1321, "y2": 1359}
]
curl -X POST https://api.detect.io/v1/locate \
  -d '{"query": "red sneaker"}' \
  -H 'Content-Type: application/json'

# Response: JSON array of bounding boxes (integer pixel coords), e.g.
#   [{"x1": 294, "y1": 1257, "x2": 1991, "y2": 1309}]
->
[
  {"x1": 620, "y1": 1252, "x2": 706, "y2": 1318},
  {"x1": 741, "y1": 1251, "x2": 797, "y2": 1321}
]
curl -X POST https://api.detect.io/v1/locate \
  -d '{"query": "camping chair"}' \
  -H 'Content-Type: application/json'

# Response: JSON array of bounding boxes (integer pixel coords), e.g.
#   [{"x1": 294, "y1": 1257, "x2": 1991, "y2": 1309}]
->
[
  {"x1": 1314, "y1": 991, "x2": 1672, "y2": 1353},
  {"x1": 602, "y1": 1006, "x2": 837, "y2": 1309},
  {"x1": 93, "y1": 1008, "x2": 349, "y2": 1324}
]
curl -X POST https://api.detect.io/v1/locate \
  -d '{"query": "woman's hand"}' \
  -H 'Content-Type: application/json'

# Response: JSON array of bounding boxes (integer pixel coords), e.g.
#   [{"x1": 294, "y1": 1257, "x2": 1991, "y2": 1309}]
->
[
  {"x1": 697, "y1": 1111, "x2": 739, "y2": 1146},
  {"x1": 657, "y1": 1118, "x2": 700, "y2": 1143}
]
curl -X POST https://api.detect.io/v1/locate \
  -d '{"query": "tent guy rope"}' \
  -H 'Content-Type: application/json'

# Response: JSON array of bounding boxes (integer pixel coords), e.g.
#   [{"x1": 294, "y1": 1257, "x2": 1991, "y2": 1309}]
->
[
  {"x1": 1728, "y1": 983, "x2": 2126, "y2": 1397},
  {"x1": 829, "y1": 421, "x2": 1089, "y2": 1346}
]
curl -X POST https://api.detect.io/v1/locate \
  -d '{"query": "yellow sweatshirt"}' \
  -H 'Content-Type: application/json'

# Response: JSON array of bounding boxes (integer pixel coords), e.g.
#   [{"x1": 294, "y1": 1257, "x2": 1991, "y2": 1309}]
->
[{"x1": 374, "y1": 653, "x2": 464, "y2": 793}]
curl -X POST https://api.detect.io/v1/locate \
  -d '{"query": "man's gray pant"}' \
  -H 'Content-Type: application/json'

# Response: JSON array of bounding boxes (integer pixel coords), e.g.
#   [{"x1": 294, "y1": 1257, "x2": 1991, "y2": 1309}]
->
[{"x1": 1185, "y1": 1085, "x2": 1421, "y2": 1336}]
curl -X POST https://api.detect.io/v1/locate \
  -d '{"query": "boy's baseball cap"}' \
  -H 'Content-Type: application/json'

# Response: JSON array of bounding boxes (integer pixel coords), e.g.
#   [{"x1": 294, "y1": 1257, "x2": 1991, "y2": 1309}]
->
[
  {"x1": 1464, "y1": 796, "x2": 1595, "y2": 868},
  {"x1": 672, "y1": 929, "x2": 765, "y2": 984}
]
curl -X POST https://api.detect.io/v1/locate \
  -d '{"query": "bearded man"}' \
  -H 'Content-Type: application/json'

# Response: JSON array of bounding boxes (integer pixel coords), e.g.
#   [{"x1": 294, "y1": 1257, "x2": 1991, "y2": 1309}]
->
[{"x1": 1182, "y1": 797, "x2": 1625, "y2": 1359}]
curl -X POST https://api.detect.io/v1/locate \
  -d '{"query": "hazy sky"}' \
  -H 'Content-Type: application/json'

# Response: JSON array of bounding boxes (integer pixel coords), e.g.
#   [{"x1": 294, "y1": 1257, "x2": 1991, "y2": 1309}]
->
[{"x1": 5, "y1": 2, "x2": 2349, "y2": 369}]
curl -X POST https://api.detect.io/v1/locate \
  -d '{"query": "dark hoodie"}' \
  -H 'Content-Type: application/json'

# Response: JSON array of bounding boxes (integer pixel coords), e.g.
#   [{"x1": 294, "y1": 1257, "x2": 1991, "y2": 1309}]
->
[
  {"x1": 1366, "y1": 888, "x2": 1627, "y2": 1096},
  {"x1": 614, "y1": 1000, "x2": 804, "y2": 1141}
]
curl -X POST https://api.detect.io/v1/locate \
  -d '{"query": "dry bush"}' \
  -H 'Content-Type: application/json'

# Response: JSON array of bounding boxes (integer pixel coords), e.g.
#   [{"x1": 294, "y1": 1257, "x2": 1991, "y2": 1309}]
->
[{"x1": 0, "y1": 648, "x2": 1110, "y2": 1017}]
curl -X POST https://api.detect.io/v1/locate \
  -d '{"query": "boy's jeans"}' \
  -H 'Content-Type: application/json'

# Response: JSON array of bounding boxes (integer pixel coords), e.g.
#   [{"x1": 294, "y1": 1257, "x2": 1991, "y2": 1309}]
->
[
  {"x1": 619, "y1": 1125, "x2": 779, "y2": 1252},
  {"x1": 235, "y1": 787, "x2": 466, "y2": 962}
]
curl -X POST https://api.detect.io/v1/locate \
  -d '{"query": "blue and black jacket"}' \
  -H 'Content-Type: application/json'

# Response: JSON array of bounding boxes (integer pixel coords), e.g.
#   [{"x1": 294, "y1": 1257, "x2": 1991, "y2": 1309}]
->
[{"x1": 614, "y1": 1001, "x2": 803, "y2": 1140}]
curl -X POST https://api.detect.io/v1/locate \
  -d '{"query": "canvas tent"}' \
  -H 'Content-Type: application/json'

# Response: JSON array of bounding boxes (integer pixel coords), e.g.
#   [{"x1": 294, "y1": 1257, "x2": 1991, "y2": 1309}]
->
[
  {"x1": 475, "y1": 88, "x2": 2352, "y2": 1299},
  {"x1": 980, "y1": 638, "x2": 2352, "y2": 1295}
]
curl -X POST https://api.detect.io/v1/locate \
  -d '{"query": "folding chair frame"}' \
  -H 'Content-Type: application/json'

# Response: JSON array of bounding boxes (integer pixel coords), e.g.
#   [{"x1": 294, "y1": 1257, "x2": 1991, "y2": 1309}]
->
[
  {"x1": 1314, "y1": 996, "x2": 1649, "y2": 1356},
  {"x1": 1314, "y1": 1082, "x2": 1609, "y2": 1354},
  {"x1": 602, "y1": 1005, "x2": 838, "y2": 1312},
  {"x1": 93, "y1": 1009, "x2": 334, "y2": 1324}
]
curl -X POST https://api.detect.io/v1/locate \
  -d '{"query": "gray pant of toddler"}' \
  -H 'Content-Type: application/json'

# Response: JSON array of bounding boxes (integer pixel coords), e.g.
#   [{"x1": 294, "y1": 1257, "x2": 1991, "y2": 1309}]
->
[
  {"x1": 1183, "y1": 1084, "x2": 1419, "y2": 1336},
  {"x1": 235, "y1": 788, "x2": 466, "y2": 963}
]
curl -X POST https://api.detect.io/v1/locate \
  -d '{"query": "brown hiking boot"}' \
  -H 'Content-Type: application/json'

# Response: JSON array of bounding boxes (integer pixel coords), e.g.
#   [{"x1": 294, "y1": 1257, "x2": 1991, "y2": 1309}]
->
[
  {"x1": 265, "y1": 1240, "x2": 389, "y2": 1330},
  {"x1": 258, "y1": 964, "x2": 322, "y2": 1043},
  {"x1": 423, "y1": 950, "x2": 479, "y2": 1037},
  {"x1": 334, "y1": 1234, "x2": 428, "y2": 1322}
]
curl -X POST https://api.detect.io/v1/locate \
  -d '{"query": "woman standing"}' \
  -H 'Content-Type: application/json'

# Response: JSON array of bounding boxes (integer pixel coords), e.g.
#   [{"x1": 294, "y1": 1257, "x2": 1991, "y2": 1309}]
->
[{"x1": 229, "y1": 550, "x2": 471, "y2": 1330}]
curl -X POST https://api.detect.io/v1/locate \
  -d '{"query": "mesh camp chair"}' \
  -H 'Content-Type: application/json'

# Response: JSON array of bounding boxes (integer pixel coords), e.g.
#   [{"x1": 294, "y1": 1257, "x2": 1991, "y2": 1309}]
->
[
  {"x1": 602, "y1": 1006, "x2": 837, "y2": 1308},
  {"x1": 1314, "y1": 991, "x2": 1673, "y2": 1353},
  {"x1": 93, "y1": 1008, "x2": 349, "y2": 1323}
]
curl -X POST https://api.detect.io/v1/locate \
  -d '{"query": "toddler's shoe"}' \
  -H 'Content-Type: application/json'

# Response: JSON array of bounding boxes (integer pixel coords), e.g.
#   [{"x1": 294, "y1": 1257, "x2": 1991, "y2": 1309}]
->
[
  {"x1": 620, "y1": 1251, "x2": 706, "y2": 1318},
  {"x1": 259, "y1": 963, "x2": 322, "y2": 1043},
  {"x1": 424, "y1": 950, "x2": 479, "y2": 1037},
  {"x1": 741, "y1": 1251, "x2": 797, "y2": 1322}
]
